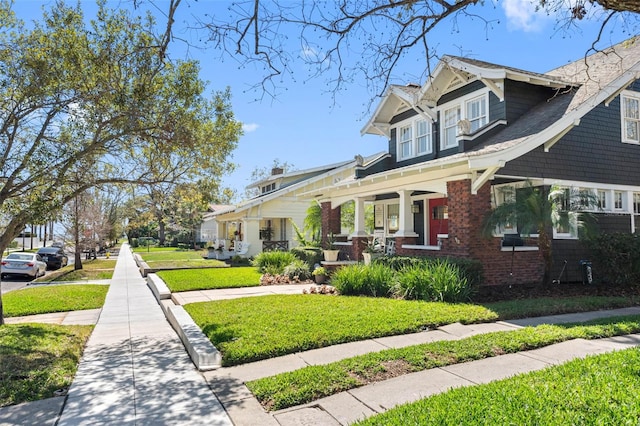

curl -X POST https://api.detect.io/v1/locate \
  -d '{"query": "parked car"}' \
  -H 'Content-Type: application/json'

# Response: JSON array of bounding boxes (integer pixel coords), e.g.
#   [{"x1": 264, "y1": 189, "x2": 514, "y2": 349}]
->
[
  {"x1": 36, "y1": 246, "x2": 69, "y2": 270},
  {"x1": 1, "y1": 252, "x2": 47, "y2": 279}
]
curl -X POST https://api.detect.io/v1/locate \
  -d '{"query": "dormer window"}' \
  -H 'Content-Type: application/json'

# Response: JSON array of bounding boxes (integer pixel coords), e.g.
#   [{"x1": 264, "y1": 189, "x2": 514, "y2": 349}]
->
[
  {"x1": 439, "y1": 90, "x2": 489, "y2": 151},
  {"x1": 396, "y1": 118, "x2": 433, "y2": 161},
  {"x1": 466, "y1": 95, "x2": 487, "y2": 132},
  {"x1": 261, "y1": 182, "x2": 276, "y2": 194}
]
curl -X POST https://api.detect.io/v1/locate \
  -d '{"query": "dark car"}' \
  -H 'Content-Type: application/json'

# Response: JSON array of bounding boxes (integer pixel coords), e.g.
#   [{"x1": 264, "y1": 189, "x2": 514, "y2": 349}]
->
[{"x1": 36, "y1": 246, "x2": 69, "y2": 270}]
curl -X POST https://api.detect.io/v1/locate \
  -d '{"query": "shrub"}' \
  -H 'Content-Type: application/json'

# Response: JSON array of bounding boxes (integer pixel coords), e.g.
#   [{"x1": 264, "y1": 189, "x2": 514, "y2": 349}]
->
[
  {"x1": 290, "y1": 247, "x2": 323, "y2": 269},
  {"x1": 283, "y1": 259, "x2": 312, "y2": 280},
  {"x1": 130, "y1": 238, "x2": 139, "y2": 248},
  {"x1": 331, "y1": 263, "x2": 395, "y2": 297},
  {"x1": 252, "y1": 251, "x2": 298, "y2": 275},
  {"x1": 586, "y1": 233, "x2": 640, "y2": 285},
  {"x1": 374, "y1": 255, "x2": 484, "y2": 287},
  {"x1": 394, "y1": 260, "x2": 474, "y2": 303}
]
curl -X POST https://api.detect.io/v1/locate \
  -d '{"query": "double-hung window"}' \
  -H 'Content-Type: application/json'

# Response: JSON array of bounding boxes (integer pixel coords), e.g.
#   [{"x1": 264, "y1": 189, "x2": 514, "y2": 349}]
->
[
  {"x1": 467, "y1": 96, "x2": 487, "y2": 132},
  {"x1": 634, "y1": 193, "x2": 640, "y2": 214},
  {"x1": 622, "y1": 91, "x2": 640, "y2": 144},
  {"x1": 399, "y1": 125, "x2": 413, "y2": 159},
  {"x1": 442, "y1": 106, "x2": 460, "y2": 150},
  {"x1": 416, "y1": 119, "x2": 431, "y2": 155},
  {"x1": 396, "y1": 118, "x2": 432, "y2": 160},
  {"x1": 597, "y1": 190, "x2": 607, "y2": 210}
]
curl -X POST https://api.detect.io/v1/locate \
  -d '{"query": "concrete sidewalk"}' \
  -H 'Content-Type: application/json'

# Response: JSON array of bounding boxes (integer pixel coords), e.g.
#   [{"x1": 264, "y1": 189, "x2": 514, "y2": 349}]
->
[
  {"x1": 0, "y1": 244, "x2": 232, "y2": 426},
  {"x1": 204, "y1": 306, "x2": 640, "y2": 425}
]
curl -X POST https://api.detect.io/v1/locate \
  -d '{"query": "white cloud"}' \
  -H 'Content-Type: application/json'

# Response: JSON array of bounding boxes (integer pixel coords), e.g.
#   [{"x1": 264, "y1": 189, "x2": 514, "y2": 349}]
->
[
  {"x1": 242, "y1": 123, "x2": 259, "y2": 133},
  {"x1": 502, "y1": 0, "x2": 548, "y2": 32},
  {"x1": 301, "y1": 44, "x2": 318, "y2": 61}
]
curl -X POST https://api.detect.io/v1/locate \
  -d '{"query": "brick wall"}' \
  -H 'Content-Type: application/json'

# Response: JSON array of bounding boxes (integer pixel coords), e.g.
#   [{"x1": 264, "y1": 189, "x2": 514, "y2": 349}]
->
[
  {"x1": 321, "y1": 202, "x2": 341, "y2": 249},
  {"x1": 397, "y1": 179, "x2": 545, "y2": 286}
]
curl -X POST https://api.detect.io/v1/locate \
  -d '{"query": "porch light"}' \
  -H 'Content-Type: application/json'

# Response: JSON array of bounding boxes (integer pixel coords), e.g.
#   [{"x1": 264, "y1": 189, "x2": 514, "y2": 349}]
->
[{"x1": 411, "y1": 203, "x2": 420, "y2": 214}]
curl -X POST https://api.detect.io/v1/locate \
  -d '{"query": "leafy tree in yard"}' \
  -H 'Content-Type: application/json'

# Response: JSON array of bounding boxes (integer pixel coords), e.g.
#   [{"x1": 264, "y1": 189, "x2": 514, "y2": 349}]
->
[
  {"x1": 0, "y1": 2, "x2": 240, "y2": 324},
  {"x1": 482, "y1": 182, "x2": 597, "y2": 286}
]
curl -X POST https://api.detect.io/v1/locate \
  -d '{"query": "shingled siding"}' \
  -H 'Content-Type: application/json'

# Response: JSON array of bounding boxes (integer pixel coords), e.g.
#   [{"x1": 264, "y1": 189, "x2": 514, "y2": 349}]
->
[
  {"x1": 500, "y1": 90, "x2": 640, "y2": 186},
  {"x1": 504, "y1": 80, "x2": 559, "y2": 124}
]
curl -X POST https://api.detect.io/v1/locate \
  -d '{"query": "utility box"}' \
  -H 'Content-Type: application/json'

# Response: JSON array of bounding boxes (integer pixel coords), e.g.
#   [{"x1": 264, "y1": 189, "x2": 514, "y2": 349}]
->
[{"x1": 579, "y1": 260, "x2": 593, "y2": 285}]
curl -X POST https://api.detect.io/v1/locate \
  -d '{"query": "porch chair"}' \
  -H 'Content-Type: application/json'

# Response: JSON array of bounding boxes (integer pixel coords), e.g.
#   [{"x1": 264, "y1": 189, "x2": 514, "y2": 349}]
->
[
  {"x1": 234, "y1": 241, "x2": 251, "y2": 257},
  {"x1": 385, "y1": 240, "x2": 396, "y2": 256}
]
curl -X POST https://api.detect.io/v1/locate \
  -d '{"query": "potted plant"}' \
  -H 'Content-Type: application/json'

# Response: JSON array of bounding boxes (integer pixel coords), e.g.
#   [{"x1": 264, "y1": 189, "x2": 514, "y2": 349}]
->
[
  {"x1": 312, "y1": 266, "x2": 327, "y2": 284},
  {"x1": 361, "y1": 238, "x2": 382, "y2": 265},
  {"x1": 323, "y1": 232, "x2": 340, "y2": 262}
]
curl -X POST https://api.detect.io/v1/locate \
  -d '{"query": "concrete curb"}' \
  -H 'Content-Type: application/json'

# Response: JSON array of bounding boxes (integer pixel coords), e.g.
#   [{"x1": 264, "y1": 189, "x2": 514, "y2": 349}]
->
[
  {"x1": 163, "y1": 301, "x2": 222, "y2": 371},
  {"x1": 147, "y1": 273, "x2": 171, "y2": 300}
]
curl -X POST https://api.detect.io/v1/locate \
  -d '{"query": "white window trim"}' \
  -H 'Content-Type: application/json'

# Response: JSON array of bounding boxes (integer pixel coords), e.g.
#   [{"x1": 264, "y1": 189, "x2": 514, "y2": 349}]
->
[
  {"x1": 621, "y1": 90, "x2": 640, "y2": 145},
  {"x1": 394, "y1": 117, "x2": 433, "y2": 161},
  {"x1": 438, "y1": 88, "x2": 490, "y2": 151}
]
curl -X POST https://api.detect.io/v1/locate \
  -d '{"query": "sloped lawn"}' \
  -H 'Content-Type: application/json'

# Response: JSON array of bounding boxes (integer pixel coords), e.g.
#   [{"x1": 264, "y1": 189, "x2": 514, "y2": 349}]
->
[
  {"x1": 157, "y1": 267, "x2": 261, "y2": 292},
  {"x1": 34, "y1": 259, "x2": 116, "y2": 282},
  {"x1": 137, "y1": 248, "x2": 226, "y2": 269},
  {"x1": 357, "y1": 347, "x2": 640, "y2": 425},
  {"x1": 0, "y1": 324, "x2": 93, "y2": 407},
  {"x1": 185, "y1": 295, "x2": 497, "y2": 366},
  {"x1": 3, "y1": 285, "x2": 108, "y2": 317}
]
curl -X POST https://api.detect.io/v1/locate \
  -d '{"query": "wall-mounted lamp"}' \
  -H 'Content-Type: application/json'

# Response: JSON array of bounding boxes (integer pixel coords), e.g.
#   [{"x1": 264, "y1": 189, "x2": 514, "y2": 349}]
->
[{"x1": 411, "y1": 203, "x2": 420, "y2": 214}]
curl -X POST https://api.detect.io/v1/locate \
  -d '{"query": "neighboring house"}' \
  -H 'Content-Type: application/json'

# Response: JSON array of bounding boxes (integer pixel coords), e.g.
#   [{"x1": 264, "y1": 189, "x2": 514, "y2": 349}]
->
[
  {"x1": 201, "y1": 154, "x2": 386, "y2": 258},
  {"x1": 307, "y1": 37, "x2": 640, "y2": 285},
  {"x1": 197, "y1": 204, "x2": 234, "y2": 243}
]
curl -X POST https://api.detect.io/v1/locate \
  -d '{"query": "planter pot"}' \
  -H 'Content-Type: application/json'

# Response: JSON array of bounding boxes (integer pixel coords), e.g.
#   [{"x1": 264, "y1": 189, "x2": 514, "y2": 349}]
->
[
  {"x1": 314, "y1": 274, "x2": 327, "y2": 284},
  {"x1": 323, "y1": 250, "x2": 340, "y2": 262}
]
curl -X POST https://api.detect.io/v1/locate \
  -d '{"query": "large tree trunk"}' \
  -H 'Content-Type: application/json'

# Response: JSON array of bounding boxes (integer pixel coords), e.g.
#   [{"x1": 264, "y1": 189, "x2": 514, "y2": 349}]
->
[{"x1": 158, "y1": 217, "x2": 166, "y2": 246}]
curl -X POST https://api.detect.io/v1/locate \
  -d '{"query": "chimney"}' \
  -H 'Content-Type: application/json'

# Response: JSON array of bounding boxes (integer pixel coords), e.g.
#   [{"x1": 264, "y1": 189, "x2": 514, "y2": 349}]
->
[{"x1": 271, "y1": 167, "x2": 284, "y2": 176}]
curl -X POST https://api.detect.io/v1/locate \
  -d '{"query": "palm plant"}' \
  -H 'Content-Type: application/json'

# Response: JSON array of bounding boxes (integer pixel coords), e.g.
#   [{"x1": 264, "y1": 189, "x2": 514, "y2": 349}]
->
[{"x1": 482, "y1": 181, "x2": 597, "y2": 286}]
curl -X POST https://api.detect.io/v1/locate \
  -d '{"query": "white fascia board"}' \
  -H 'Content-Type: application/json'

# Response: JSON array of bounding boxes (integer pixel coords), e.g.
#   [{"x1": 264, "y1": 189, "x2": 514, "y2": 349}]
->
[
  {"x1": 468, "y1": 63, "x2": 640, "y2": 170},
  {"x1": 361, "y1": 86, "x2": 398, "y2": 135}
]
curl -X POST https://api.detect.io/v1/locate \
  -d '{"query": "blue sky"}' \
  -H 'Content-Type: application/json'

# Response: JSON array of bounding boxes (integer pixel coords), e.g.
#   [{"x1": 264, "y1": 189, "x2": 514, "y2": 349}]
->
[{"x1": 14, "y1": 1, "x2": 635, "y2": 199}]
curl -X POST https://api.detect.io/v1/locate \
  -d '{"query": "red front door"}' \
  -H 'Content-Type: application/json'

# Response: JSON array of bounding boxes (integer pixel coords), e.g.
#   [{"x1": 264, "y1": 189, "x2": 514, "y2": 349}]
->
[{"x1": 429, "y1": 198, "x2": 449, "y2": 246}]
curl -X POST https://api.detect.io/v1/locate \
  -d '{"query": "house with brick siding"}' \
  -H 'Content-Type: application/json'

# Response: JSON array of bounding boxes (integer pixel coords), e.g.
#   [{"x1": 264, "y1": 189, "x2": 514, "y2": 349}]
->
[{"x1": 309, "y1": 38, "x2": 640, "y2": 285}]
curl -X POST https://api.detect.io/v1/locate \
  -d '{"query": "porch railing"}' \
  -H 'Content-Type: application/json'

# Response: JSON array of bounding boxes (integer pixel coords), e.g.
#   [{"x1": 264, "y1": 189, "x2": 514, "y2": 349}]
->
[{"x1": 262, "y1": 240, "x2": 289, "y2": 252}]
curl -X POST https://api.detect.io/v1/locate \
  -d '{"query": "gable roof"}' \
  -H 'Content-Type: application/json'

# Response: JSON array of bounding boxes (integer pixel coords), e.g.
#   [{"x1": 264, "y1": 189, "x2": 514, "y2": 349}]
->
[{"x1": 211, "y1": 152, "x2": 388, "y2": 219}]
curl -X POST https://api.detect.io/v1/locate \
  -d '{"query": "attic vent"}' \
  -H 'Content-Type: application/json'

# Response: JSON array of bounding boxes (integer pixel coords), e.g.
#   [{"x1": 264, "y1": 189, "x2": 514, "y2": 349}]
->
[
  {"x1": 406, "y1": 83, "x2": 420, "y2": 88},
  {"x1": 446, "y1": 76, "x2": 464, "y2": 91},
  {"x1": 271, "y1": 167, "x2": 284, "y2": 176}
]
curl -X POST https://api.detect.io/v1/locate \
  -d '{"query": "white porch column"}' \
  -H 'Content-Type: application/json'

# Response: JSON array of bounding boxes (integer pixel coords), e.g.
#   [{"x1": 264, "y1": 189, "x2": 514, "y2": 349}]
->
[
  {"x1": 350, "y1": 197, "x2": 368, "y2": 238},
  {"x1": 242, "y1": 218, "x2": 261, "y2": 257},
  {"x1": 394, "y1": 190, "x2": 418, "y2": 237}
]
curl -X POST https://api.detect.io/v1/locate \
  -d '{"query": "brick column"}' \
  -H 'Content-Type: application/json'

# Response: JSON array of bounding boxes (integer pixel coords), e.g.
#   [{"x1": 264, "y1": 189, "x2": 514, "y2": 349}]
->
[
  {"x1": 394, "y1": 236, "x2": 418, "y2": 256},
  {"x1": 351, "y1": 236, "x2": 368, "y2": 262},
  {"x1": 321, "y1": 202, "x2": 341, "y2": 248}
]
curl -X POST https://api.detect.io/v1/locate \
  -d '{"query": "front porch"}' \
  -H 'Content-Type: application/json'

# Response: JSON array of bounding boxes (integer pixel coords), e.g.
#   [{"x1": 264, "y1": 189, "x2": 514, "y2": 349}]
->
[{"x1": 318, "y1": 178, "x2": 544, "y2": 286}]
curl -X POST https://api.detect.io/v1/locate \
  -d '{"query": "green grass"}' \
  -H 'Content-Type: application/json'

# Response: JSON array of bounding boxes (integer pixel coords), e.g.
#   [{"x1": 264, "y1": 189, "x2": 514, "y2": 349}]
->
[
  {"x1": 138, "y1": 250, "x2": 206, "y2": 262},
  {"x1": 184, "y1": 295, "x2": 497, "y2": 366},
  {"x1": 356, "y1": 346, "x2": 640, "y2": 425},
  {"x1": 3, "y1": 285, "x2": 109, "y2": 317},
  {"x1": 0, "y1": 324, "x2": 93, "y2": 407},
  {"x1": 157, "y1": 267, "x2": 262, "y2": 292},
  {"x1": 34, "y1": 259, "x2": 116, "y2": 282},
  {"x1": 247, "y1": 315, "x2": 640, "y2": 410},
  {"x1": 482, "y1": 295, "x2": 636, "y2": 319}
]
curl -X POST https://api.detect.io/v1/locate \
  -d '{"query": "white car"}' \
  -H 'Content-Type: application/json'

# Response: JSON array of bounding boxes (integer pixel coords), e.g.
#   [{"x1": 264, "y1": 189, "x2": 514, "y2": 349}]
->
[{"x1": 1, "y1": 252, "x2": 47, "y2": 279}]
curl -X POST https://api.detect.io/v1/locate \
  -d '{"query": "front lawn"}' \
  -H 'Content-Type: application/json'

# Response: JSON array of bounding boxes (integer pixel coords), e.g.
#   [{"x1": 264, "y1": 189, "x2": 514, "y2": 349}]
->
[
  {"x1": 185, "y1": 295, "x2": 497, "y2": 366},
  {"x1": 248, "y1": 315, "x2": 640, "y2": 410},
  {"x1": 157, "y1": 267, "x2": 261, "y2": 292},
  {"x1": 357, "y1": 346, "x2": 640, "y2": 425},
  {"x1": 0, "y1": 324, "x2": 93, "y2": 407},
  {"x1": 35, "y1": 259, "x2": 116, "y2": 282},
  {"x1": 3, "y1": 285, "x2": 109, "y2": 317},
  {"x1": 137, "y1": 249, "x2": 226, "y2": 269}
]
